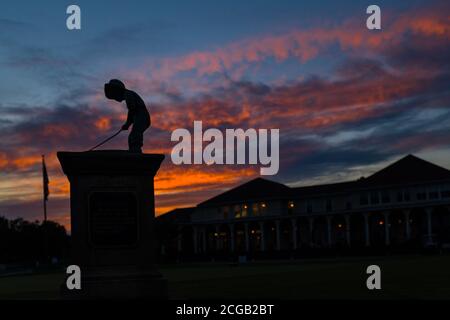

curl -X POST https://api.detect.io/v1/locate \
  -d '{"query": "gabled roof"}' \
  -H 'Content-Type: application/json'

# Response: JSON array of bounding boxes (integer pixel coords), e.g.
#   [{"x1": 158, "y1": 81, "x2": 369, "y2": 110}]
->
[
  {"x1": 197, "y1": 177, "x2": 291, "y2": 207},
  {"x1": 164, "y1": 154, "x2": 450, "y2": 214},
  {"x1": 360, "y1": 154, "x2": 450, "y2": 187},
  {"x1": 157, "y1": 207, "x2": 194, "y2": 223}
]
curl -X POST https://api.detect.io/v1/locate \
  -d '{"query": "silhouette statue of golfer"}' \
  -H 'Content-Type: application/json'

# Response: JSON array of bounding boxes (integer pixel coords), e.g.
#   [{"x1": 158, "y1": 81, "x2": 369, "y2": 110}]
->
[{"x1": 104, "y1": 79, "x2": 150, "y2": 153}]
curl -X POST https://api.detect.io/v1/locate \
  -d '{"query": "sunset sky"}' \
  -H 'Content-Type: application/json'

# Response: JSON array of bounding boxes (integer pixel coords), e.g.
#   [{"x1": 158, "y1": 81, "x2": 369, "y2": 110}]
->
[{"x1": 0, "y1": 0, "x2": 449, "y2": 229}]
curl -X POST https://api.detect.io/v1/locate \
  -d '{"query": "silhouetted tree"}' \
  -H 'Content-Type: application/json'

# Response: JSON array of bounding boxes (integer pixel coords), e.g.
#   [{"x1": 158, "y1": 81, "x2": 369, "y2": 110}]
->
[{"x1": 0, "y1": 216, "x2": 69, "y2": 264}]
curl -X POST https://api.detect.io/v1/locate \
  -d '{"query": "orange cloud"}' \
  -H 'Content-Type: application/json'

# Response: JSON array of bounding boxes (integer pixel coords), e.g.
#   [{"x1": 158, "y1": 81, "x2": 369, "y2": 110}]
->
[
  {"x1": 137, "y1": 6, "x2": 449, "y2": 82},
  {"x1": 94, "y1": 117, "x2": 112, "y2": 131},
  {"x1": 12, "y1": 155, "x2": 41, "y2": 169},
  {"x1": 1, "y1": 2, "x2": 449, "y2": 224},
  {"x1": 155, "y1": 165, "x2": 257, "y2": 195},
  {"x1": 0, "y1": 153, "x2": 8, "y2": 169}
]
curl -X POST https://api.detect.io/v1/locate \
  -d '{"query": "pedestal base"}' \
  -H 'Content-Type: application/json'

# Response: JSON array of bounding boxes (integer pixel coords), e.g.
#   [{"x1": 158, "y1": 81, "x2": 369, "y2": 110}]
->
[{"x1": 57, "y1": 150, "x2": 167, "y2": 300}]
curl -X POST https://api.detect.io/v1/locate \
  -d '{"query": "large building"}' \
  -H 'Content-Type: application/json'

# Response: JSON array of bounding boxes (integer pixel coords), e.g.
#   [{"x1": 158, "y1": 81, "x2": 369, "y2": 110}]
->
[{"x1": 157, "y1": 155, "x2": 450, "y2": 261}]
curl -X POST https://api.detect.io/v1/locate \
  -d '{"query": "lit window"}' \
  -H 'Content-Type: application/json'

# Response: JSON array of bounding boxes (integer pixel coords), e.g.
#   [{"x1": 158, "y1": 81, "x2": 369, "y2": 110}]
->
[
  {"x1": 234, "y1": 205, "x2": 241, "y2": 218},
  {"x1": 288, "y1": 201, "x2": 294, "y2": 215},
  {"x1": 242, "y1": 204, "x2": 248, "y2": 217},
  {"x1": 252, "y1": 203, "x2": 259, "y2": 216},
  {"x1": 222, "y1": 206, "x2": 230, "y2": 220}
]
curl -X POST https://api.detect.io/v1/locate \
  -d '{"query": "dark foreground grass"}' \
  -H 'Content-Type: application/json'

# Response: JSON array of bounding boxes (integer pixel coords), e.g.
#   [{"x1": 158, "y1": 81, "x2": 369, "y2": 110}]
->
[{"x1": 1, "y1": 255, "x2": 450, "y2": 299}]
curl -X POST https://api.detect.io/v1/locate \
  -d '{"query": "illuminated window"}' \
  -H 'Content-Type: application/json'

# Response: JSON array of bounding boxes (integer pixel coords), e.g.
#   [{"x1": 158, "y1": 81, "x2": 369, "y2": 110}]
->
[
  {"x1": 252, "y1": 203, "x2": 260, "y2": 216},
  {"x1": 260, "y1": 203, "x2": 267, "y2": 215},
  {"x1": 234, "y1": 205, "x2": 241, "y2": 218},
  {"x1": 222, "y1": 206, "x2": 230, "y2": 220},
  {"x1": 288, "y1": 201, "x2": 294, "y2": 214},
  {"x1": 242, "y1": 204, "x2": 248, "y2": 217}
]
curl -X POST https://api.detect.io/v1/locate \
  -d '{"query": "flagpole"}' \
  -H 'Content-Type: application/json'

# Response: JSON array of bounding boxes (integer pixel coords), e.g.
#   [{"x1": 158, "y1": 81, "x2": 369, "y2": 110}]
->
[
  {"x1": 42, "y1": 154, "x2": 49, "y2": 263},
  {"x1": 42, "y1": 154, "x2": 47, "y2": 222}
]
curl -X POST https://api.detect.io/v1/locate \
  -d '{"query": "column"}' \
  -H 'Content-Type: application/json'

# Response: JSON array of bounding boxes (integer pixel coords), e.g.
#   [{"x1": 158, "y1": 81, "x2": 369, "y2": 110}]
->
[
  {"x1": 291, "y1": 218, "x2": 298, "y2": 250},
  {"x1": 275, "y1": 220, "x2": 281, "y2": 251},
  {"x1": 383, "y1": 211, "x2": 390, "y2": 246},
  {"x1": 364, "y1": 213, "x2": 370, "y2": 247},
  {"x1": 201, "y1": 227, "x2": 207, "y2": 253},
  {"x1": 177, "y1": 226, "x2": 183, "y2": 253},
  {"x1": 229, "y1": 224, "x2": 235, "y2": 252},
  {"x1": 308, "y1": 217, "x2": 314, "y2": 246},
  {"x1": 326, "y1": 216, "x2": 332, "y2": 247},
  {"x1": 193, "y1": 226, "x2": 198, "y2": 254},
  {"x1": 426, "y1": 208, "x2": 433, "y2": 243},
  {"x1": 215, "y1": 225, "x2": 220, "y2": 251},
  {"x1": 404, "y1": 210, "x2": 411, "y2": 241},
  {"x1": 259, "y1": 221, "x2": 266, "y2": 252},
  {"x1": 344, "y1": 215, "x2": 351, "y2": 247},
  {"x1": 244, "y1": 223, "x2": 250, "y2": 252}
]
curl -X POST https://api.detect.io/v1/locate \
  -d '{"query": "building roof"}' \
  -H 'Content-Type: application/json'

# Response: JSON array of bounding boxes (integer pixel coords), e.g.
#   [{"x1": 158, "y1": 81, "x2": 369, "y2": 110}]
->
[
  {"x1": 289, "y1": 155, "x2": 450, "y2": 196},
  {"x1": 359, "y1": 154, "x2": 450, "y2": 187},
  {"x1": 161, "y1": 154, "x2": 450, "y2": 215},
  {"x1": 197, "y1": 177, "x2": 291, "y2": 207},
  {"x1": 157, "y1": 207, "x2": 194, "y2": 223}
]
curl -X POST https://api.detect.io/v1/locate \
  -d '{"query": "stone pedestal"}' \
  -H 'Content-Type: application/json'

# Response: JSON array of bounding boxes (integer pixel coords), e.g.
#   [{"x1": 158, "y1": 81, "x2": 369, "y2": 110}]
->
[{"x1": 57, "y1": 150, "x2": 167, "y2": 299}]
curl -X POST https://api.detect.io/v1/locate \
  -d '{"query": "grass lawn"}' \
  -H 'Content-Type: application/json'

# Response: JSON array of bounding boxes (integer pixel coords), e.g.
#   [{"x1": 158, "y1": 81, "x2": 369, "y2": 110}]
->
[{"x1": 1, "y1": 255, "x2": 450, "y2": 299}]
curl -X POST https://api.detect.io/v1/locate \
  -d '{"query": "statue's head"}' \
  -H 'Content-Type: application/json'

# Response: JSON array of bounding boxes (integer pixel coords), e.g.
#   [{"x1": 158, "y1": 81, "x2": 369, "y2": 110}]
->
[{"x1": 104, "y1": 79, "x2": 126, "y2": 102}]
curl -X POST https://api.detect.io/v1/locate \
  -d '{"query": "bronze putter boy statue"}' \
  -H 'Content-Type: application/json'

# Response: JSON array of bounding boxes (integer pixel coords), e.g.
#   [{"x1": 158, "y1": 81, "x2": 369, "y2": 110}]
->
[{"x1": 104, "y1": 79, "x2": 151, "y2": 153}]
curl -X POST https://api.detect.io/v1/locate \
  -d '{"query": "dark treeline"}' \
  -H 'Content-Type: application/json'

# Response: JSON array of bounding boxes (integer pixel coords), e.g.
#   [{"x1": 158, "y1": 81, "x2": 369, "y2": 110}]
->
[{"x1": 0, "y1": 216, "x2": 70, "y2": 264}]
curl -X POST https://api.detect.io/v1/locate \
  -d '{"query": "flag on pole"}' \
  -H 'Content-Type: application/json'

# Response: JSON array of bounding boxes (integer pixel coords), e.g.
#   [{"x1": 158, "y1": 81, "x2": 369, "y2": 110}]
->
[{"x1": 42, "y1": 155, "x2": 49, "y2": 202}]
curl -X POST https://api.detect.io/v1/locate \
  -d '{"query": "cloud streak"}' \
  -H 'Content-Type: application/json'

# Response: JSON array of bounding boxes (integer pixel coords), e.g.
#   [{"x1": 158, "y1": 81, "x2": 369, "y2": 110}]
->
[{"x1": 0, "y1": 1, "x2": 449, "y2": 230}]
